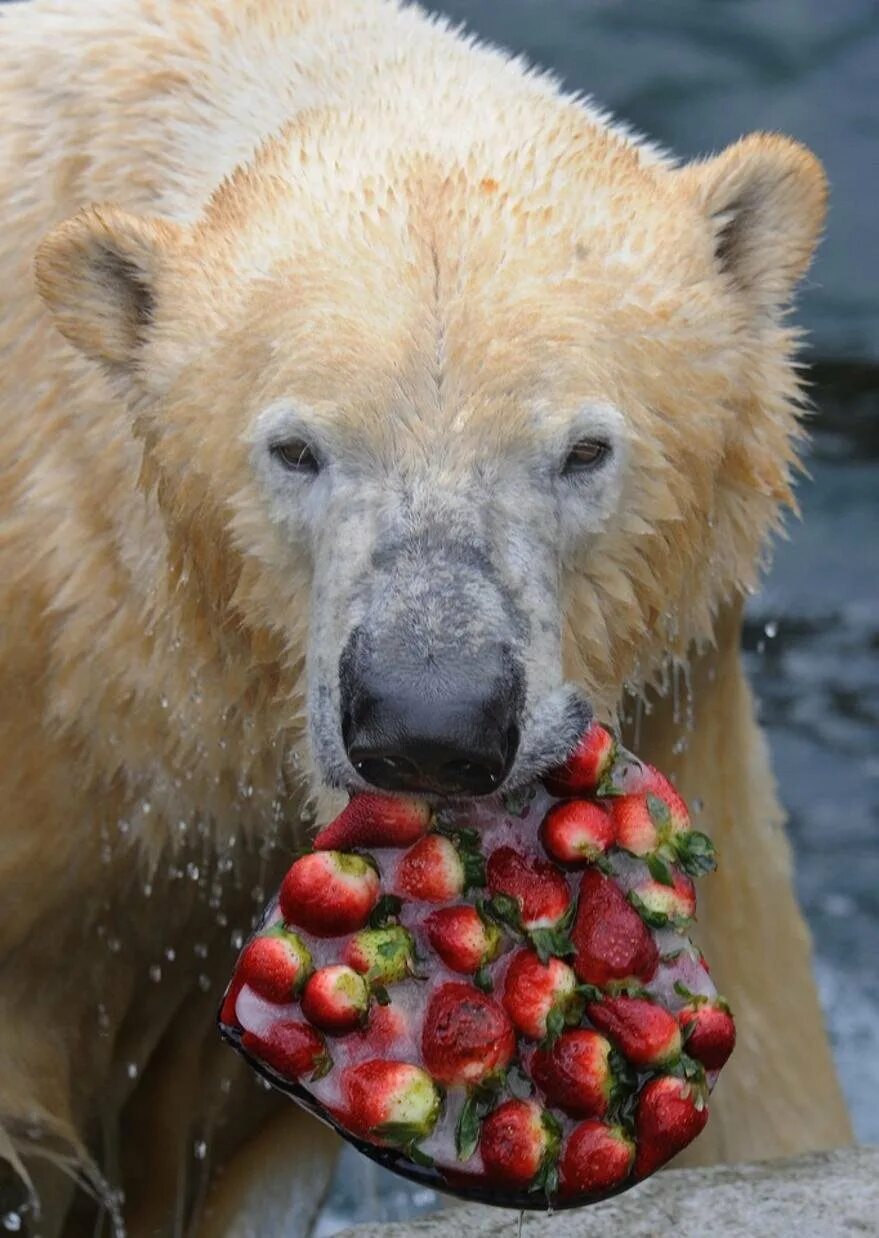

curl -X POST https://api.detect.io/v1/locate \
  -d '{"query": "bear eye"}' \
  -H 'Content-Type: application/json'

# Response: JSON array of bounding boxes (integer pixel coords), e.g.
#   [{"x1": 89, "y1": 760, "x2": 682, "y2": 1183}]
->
[
  {"x1": 271, "y1": 439, "x2": 321, "y2": 475},
  {"x1": 563, "y1": 439, "x2": 611, "y2": 475}
]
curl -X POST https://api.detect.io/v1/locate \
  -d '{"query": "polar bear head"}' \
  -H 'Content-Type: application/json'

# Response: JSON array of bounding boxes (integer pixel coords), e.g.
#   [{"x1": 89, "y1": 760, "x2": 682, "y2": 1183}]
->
[{"x1": 36, "y1": 118, "x2": 825, "y2": 800}]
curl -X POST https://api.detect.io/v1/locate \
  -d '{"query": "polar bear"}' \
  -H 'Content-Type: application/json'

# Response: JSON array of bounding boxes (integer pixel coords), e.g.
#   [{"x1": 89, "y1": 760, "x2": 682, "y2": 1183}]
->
[{"x1": 0, "y1": 0, "x2": 852, "y2": 1234}]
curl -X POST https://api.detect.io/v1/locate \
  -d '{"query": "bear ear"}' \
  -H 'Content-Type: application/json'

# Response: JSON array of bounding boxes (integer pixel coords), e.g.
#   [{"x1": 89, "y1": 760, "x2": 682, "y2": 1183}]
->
[
  {"x1": 678, "y1": 133, "x2": 828, "y2": 319},
  {"x1": 35, "y1": 205, "x2": 184, "y2": 372}
]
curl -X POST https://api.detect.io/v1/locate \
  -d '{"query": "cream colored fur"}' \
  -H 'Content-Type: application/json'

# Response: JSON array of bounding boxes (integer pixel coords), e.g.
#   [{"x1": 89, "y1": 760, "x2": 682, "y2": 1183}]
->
[{"x1": 0, "y1": 1, "x2": 852, "y2": 1234}]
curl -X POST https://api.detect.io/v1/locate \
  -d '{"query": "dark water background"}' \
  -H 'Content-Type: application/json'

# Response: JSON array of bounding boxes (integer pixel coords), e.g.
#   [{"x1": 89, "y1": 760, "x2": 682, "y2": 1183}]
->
[
  {"x1": 317, "y1": 3, "x2": 879, "y2": 1230},
  {"x1": 0, "y1": 0, "x2": 874, "y2": 1230}
]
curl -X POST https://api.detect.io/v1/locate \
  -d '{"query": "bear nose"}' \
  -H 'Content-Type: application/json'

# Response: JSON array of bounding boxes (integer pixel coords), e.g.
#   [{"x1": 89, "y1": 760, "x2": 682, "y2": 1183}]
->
[{"x1": 340, "y1": 644, "x2": 522, "y2": 798}]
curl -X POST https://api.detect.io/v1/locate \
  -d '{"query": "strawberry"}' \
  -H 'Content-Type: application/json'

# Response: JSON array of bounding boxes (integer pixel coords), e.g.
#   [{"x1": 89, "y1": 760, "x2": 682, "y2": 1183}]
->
[
  {"x1": 394, "y1": 833, "x2": 484, "y2": 903},
  {"x1": 342, "y1": 925, "x2": 416, "y2": 985},
  {"x1": 530, "y1": 1029, "x2": 618, "y2": 1118},
  {"x1": 241, "y1": 1020, "x2": 330, "y2": 1081},
  {"x1": 543, "y1": 722, "x2": 617, "y2": 796},
  {"x1": 540, "y1": 800, "x2": 614, "y2": 866},
  {"x1": 679, "y1": 999, "x2": 736, "y2": 1070},
  {"x1": 613, "y1": 783, "x2": 715, "y2": 877},
  {"x1": 422, "y1": 982, "x2": 515, "y2": 1087},
  {"x1": 234, "y1": 927, "x2": 313, "y2": 1003},
  {"x1": 344, "y1": 1060, "x2": 442, "y2": 1146},
  {"x1": 585, "y1": 996, "x2": 682, "y2": 1069},
  {"x1": 355, "y1": 1002, "x2": 409, "y2": 1055},
  {"x1": 301, "y1": 964, "x2": 369, "y2": 1034},
  {"x1": 628, "y1": 868, "x2": 696, "y2": 928},
  {"x1": 634, "y1": 1075, "x2": 708, "y2": 1178},
  {"x1": 572, "y1": 869, "x2": 659, "y2": 989},
  {"x1": 502, "y1": 950, "x2": 582, "y2": 1043},
  {"x1": 280, "y1": 851, "x2": 380, "y2": 937},
  {"x1": 424, "y1": 905, "x2": 503, "y2": 978},
  {"x1": 559, "y1": 1121, "x2": 634, "y2": 1196},
  {"x1": 486, "y1": 846, "x2": 573, "y2": 961},
  {"x1": 314, "y1": 793, "x2": 432, "y2": 851},
  {"x1": 480, "y1": 1099, "x2": 561, "y2": 1190},
  {"x1": 219, "y1": 976, "x2": 244, "y2": 1027}
]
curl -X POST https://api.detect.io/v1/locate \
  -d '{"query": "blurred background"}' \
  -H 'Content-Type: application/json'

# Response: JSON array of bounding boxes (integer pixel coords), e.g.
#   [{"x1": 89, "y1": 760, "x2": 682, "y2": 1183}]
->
[{"x1": 315, "y1": 1, "x2": 879, "y2": 1230}]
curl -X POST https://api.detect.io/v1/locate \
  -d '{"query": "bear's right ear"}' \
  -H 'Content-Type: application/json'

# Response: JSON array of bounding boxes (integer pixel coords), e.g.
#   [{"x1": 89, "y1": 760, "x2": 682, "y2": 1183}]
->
[{"x1": 35, "y1": 205, "x2": 184, "y2": 373}]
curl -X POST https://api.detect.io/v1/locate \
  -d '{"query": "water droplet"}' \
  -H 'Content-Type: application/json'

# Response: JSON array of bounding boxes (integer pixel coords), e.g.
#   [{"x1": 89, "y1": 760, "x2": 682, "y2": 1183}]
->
[
  {"x1": 219, "y1": 1077, "x2": 231, "y2": 1095},
  {"x1": 3, "y1": 1212, "x2": 22, "y2": 1232},
  {"x1": 142, "y1": 801, "x2": 151, "y2": 815},
  {"x1": 197, "y1": 973, "x2": 211, "y2": 993},
  {"x1": 148, "y1": 964, "x2": 162, "y2": 983},
  {"x1": 756, "y1": 639, "x2": 766, "y2": 654},
  {"x1": 194, "y1": 942, "x2": 209, "y2": 959},
  {"x1": 97, "y1": 1003, "x2": 110, "y2": 1036},
  {"x1": 164, "y1": 947, "x2": 176, "y2": 962},
  {"x1": 230, "y1": 930, "x2": 244, "y2": 950},
  {"x1": 160, "y1": 696, "x2": 169, "y2": 709},
  {"x1": 672, "y1": 736, "x2": 688, "y2": 755},
  {"x1": 178, "y1": 820, "x2": 189, "y2": 834},
  {"x1": 193, "y1": 1139, "x2": 207, "y2": 1161},
  {"x1": 516, "y1": 1210, "x2": 525, "y2": 1238},
  {"x1": 251, "y1": 886, "x2": 264, "y2": 903},
  {"x1": 764, "y1": 620, "x2": 778, "y2": 639},
  {"x1": 117, "y1": 819, "x2": 130, "y2": 836},
  {"x1": 101, "y1": 845, "x2": 113, "y2": 865},
  {"x1": 107, "y1": 936, "x2": 122, "y2": 954},
  {"x1": 692, "y1": 797, "x2": 704, "y2": 813},
  {"x1": 126, "y1": 1062, "x2": 138, "y2": 1080},
  {"x1": 186, "y1": 863, "x2": 200, "y2": 882},
  {"x1": 142, "y1": 881, "x2": 153, "y2": 898}
]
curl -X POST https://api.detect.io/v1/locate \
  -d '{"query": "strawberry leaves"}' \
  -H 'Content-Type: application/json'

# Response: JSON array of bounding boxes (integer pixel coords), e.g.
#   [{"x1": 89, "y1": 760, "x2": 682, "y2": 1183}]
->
[
  {"x1": 455, "y1": 1076, "x2": 505, "y2": 1161},
  {"x1": 674, "y1": 830, "x2": 717, "y2": 876}
]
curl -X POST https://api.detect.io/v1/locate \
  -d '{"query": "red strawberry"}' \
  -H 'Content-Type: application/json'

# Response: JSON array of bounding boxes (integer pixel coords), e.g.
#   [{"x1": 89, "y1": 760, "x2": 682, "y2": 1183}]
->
[
  {"x1": 634, "y1": 1076, "x2": 709, "y2": 1178},
  {"x1": 235, "y1": 927, "x2": 313, "y2": 1003},
  {"x1": 613, "y1": 784, "x2": 715, "y2": 877},
  {"x1": 422, "y1": 982, "x2": 515, "y2": 1087},
  {"x1": 543, "y1": 722, "x2": 617, "y2": 797},
  {"x1": 241, "y1": 1020, "x2": 330, "y2": 1081},
  {"x1": 502, "y1": 949, "x2": 582, "y2": 1042},
  {"x1": 486, "y1": 847, "x2": 572, "y2": 959},
  {"x1": 559, "y1": 1121, "x2": 634, "y2": 1196},
  {"x1": 424, "y1": 905, "x2": 503, "y2": 976},
  {"x1": 540, "y1": 800, "x2": 614, "y2": 866},
  {"x1": 585, "y1": 996, "x2": 682, "y2": 1068},
  {"x1": 344, "y1": 1060, "x2": 441, "y2": 1145},
  {"x1": 314, "y1": 794, "x2": 432, "y2": 851},
  {"x1": 355, "y1": 1002, "x2": 409, "y2": 1054},
  {"x1": 610, "y1": 794, "x2": 662, "y2": 856},
  {"x1": 571, "y1": 869, "x2": 659, "y2": 989},
  {"x1": 301, "y1": 965, "x2": 369, "y2": 1034},
  {"x1": 530, "y1": 1029, "x2": 617, "y2": 1118},
  {"x1": 480, "y1": 1099, "x2": 561, "y2": 1189},
  {"x1": 280, "y1": 851, "x2": 380, "y2": 937},
  {"x1": 342, "y1": 925, "x2": 415, "y2": 985},
  {"x1": 679, "y1": 1000, "x2": 736, "y2": 1070},
  {"x1": 628, "y1": 869, "x2": 696, "y2": 928},
  {"x1": 219, "y1": 976, "x2": 244, "y2": 1026},
  {"x1": 394, "y1": 834, "x2": 483, "y2": 903},
  {"x1": 627, "y1": 764, "x2": 691, "y2": 832}
]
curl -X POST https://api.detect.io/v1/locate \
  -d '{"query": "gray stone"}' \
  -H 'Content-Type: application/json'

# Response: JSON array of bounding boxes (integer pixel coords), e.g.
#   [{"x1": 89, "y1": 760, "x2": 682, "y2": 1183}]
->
[{"x1": 333, "y1": 1146, "x2": 879, "y2": 1238}]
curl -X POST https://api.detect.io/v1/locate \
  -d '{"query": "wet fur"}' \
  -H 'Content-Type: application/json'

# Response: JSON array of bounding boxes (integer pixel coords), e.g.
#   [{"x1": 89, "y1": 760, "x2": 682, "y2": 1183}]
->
[{"x1": 0, "y1": 1, "x2": 852, "y2": 1233}]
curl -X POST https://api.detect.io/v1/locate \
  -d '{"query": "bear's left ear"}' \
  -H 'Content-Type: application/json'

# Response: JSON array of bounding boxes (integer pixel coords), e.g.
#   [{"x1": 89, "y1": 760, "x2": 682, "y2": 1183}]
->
[
  {"x1": 677, "y1": 133, "x2": 828, "y2": 319},
  {"x1": 35, "y1": 205, "x2": 185, "y2": 374}
]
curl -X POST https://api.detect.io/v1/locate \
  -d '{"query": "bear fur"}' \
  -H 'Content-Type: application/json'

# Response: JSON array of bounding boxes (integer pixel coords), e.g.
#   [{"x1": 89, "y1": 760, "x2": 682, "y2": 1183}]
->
[{"x1": 0, "y1": 1, "x2": 852, "y2": 1234}]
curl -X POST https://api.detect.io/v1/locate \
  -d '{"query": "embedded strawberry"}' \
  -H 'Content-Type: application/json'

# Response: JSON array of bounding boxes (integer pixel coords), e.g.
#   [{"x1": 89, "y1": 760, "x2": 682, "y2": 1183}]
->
[
  {"x1": 355, "y1": 1002, "x2": 409, "y2": 1054},
  {"x1": 280, "y1": 851, "x2": 380, "y2": 937},
  {"x1": 422, "y1": 982, "x2": 515, "y2": 1087},
  {"x1": 540, "y1": 800, "x2": 614, "y2": 866},
  {"x1": 235, "y1": 927, "x2": 313, "y2": 1003},
  {"x1": 559, "y1": 1121, "x2": 635, "y2": 1196},
  {"x1": 314, "y1": 794, "x2": 432, "y2": 851},
  {"x1": 530, "y1": 1029, "x2": 617, "y2": 1118},
  {"x1": 502, "y1": 949, "x2": 582, "y2": 1043},
  {"x1": 610, "y1": 794, "x2": 662, "y2": 856},
  {"x1": 241, "y1": 1020, "x2": 330, "y2": 1081},
  {"x1": 627, "y1": 764, "x2": 690, "y2": 832},
  {"x1": 486, "y1": 846, "x2": 572, "y2": 961},
  {"x1": 571, "y1": 869, "x2": 659, "y2": 989},
  {"x1": 344, "y1": 1060, "x2": 441, "y2": 1145},
  {"x1": 634, "y1": 1075, "x2": 708, "y2": 1177},
  {"x1": 628, "y1": 868, "x2": 696, "y2": 928},
  {"x1": 300, "y1": 964, "x2": 369, "y2": 1034},
  {"x1": 585, "y1": 995, "x2": 682, "y2": 1069},
  {"x1": 679, "y1": 999, "x2": 736, "y2": 1070},
  {"x1": 613, "y1": 785, "x2": 715, "y2": 876},
  {"x1": 393, "y1": 833, "x2": 483, "y2": 903},
  {"x1": 219, "y1": 976, "x2": 244, "y2": 1026},
  {"x1": 543, "y1": 722, "x2": 617, "y2": 796},
  {"x1": 480, "y1": 1099, "x2": 561, "y2": 1190},
  {"x1": 424, "y1": 905, "x2": 503, "y2": 977},
  {"x1": 342, "y1": 925, "x2": 416, "y2": 985}
]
